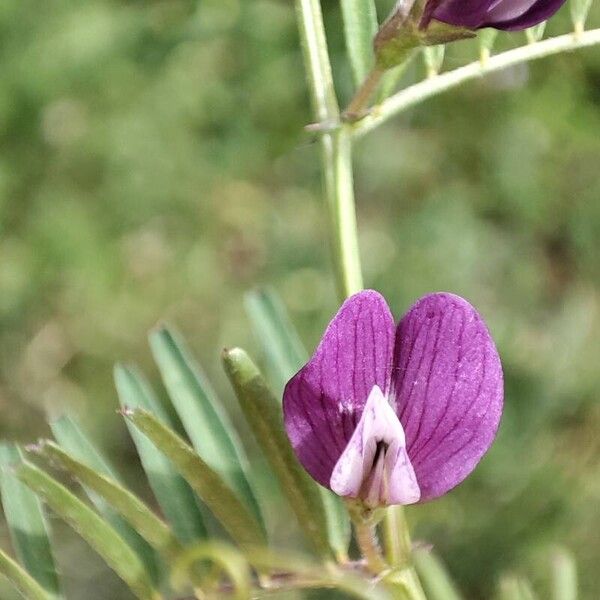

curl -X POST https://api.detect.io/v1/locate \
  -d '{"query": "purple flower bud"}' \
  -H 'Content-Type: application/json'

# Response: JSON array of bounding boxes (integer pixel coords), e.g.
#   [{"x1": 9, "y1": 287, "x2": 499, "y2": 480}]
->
[
  {"x1": 283, "y1": 291, "x2": 503, "y2": 508},
  {"x1": 425, "y1": 0, "x2": 567, "y2": 31}
]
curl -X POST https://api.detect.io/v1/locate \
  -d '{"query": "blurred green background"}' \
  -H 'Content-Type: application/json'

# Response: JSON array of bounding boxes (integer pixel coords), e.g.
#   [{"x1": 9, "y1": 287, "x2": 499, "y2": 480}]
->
[{"x1": 0, "y1": 0, "x2": 599, "y2": 598}]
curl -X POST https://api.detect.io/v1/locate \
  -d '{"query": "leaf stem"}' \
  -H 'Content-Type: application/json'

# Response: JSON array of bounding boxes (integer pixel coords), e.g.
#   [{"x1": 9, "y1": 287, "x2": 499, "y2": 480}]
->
[{"x1": 354, "y1": 28, "x2": 600, "y2": 137}]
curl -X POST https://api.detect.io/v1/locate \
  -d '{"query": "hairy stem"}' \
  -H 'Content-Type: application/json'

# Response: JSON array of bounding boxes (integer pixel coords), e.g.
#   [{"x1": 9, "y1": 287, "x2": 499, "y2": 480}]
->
[
  {"x1": 354, "y1": 517, "x2": 389, "y2": 575},
  {"x1": 355, "y1": 28, "x2": 600, "y2": 137}
]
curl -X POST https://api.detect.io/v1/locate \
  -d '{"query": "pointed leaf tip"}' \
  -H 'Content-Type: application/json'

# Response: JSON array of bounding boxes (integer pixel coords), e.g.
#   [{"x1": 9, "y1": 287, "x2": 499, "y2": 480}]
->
[
  {"x1": 149, "y1": 325, "x2": 264, "y2": 530},
  {"x1": 222, "y1": 347, "x2": 332, "y2": 559},
  {"x1": 125, "y1": 407, "x2": 266, "y2": 551}
]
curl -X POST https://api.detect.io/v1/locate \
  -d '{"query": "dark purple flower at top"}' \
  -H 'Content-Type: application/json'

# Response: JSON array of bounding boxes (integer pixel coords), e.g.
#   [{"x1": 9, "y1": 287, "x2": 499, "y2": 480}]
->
[
  {"x1": 283, "y1": 290, "x2": 503, "y2": 508},
  {"x1": 424, "y1": 0, "x2": 567, "y2": 31}
]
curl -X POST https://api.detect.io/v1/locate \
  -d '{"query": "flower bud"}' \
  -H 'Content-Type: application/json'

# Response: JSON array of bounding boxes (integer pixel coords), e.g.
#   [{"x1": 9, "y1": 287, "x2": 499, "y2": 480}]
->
[{"x1": 424, "y1": 0, "x2": 567, "y2": 31}]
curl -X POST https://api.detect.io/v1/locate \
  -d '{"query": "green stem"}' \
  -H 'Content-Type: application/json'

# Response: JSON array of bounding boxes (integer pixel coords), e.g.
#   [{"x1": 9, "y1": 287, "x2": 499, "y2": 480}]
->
[
  {"x1": 355, "y1": 28, "x2": 600, "y2": 137},
  {"x1": 294, "y1": 2, "x2": 421, "y2": 598},
  {"x1": 294, "y1": 0, "x2": 363, "y2": 301},
  {"x1": 353, "y1": 517, "x2": 388, "y2": 575},
  {"x1": 382, "y1": 506, "x2": 412, "y2": 567},
  {"x1": 321, "y1": 128, "x2": 363, "y2": 299},
  {"x1": 344, "y1": 68, "x2": 385, "y2": 120}
]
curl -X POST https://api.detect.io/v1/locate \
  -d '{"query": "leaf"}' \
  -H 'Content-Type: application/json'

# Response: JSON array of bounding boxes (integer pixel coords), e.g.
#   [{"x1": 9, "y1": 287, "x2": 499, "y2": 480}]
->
[
  {"x1": 478, "y1": 28, "x2": 498, "y2": 64},
  {"x1": 244, "y1": 288, "x2": 307, "y2": 393},
  {"x1": 375, "y1": 50, "x2": 417, "y2": 103},
  {"x1": 0, "y1": 546, "x2": 53, "y2": 600},
  {"x1": 149, "y1": 326, "x2": 263, "y2": 529},
  {"x1": 15, "y1": 461, "x2": 160, "y2": 600},
  {"x1": 171, "y1": 542, "x2": 251, "y2": 600},
  {"x1": 31, "y1": 440, "x2": 182, "y2": 561},
  {"x1": 222, "y1": 347, "x2": 330, "y2": 558},
  {"x1": 114, "y1": 363, "x2": 208, "y2": 544},
  {"x1": 50, "y1": 416, "x2": 160, "y2": 582},
  {"x1": 571, "y1": 0, "x2": 593, "y2": 32},
  {"x1": 551, "y1": 549, "x2": 577, "y2": 600},
  {"x1": 423, "y1": 45, "x2": 445, "y2": 77},
  {"x1": 413, "y1": 548, "x2": 464, "y2": 600},
  {"x1": 248, "y1": 548, "x2": 392, "y2": 600},
  {"x1": 498, "y1": 574, "x2": 539, "y2": 600},
  {"x1": 341, "y1": 0, "x2": 379, "y2": 86},
  {"x1": 0, "y1": 445, "x2": 61, "y2": 598},
  {"x1": 123, "y1": 407, "x2": 267, "y2": 552},
  {"x1": 320, "y1": 490, "x2": 351, "y2": 562},
  {"x1": 244, "y1": 289, "x2": 351, "y2": 559},
  {"x1": 526, "y1": 22, "x2": 546, "y2": 44}
]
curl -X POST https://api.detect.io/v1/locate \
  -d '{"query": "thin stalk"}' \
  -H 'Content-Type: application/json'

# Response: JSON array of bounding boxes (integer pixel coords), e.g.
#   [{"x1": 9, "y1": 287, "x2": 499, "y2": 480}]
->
[
  {"x1": 294, "y1": 2, "x2": 419, "y2": 597},
  {"x1": 355, "y1": 28, "x2": 600, "y2": 137},
  {"x1": 354, "y1": 518, "x2": 388, "y2": 575},
  {"x1": 295, "y1": 0, "x2": 363, "y2": 300},
  {"x1": 321, "y1": 128, "x2": 363, "y2": 298},
  {"x1": 344, "y1": 68, "x2": 385, "y2": 120},
  {"x1": 382, "y1": 506, "x2": 412, "y2": 567}
]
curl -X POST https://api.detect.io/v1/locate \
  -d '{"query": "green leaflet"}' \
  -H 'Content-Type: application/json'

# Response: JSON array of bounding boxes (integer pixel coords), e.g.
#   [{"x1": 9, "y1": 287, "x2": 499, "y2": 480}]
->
[
  {"x1": 245, "y1": 288, "x2": 307, "y2": 394},
  {"x1": 0, "y1": 445, "x2": 61, "y2": 599},
  {"x1": 149, "y1": 326, "x2": 264, "y2": 530},
  {"x1": 526, "y1": 22, "x2": 546, "y2": 44},
  {"x1": 0, "y1": 547, "x2": 53, "y2": 600},
  {"x1": 50, "y1": 416, "x2": 160, "y2": 582},
  {"x1": 571, "y1": 0, "x2": 593, "y2": 31},
  {"x1": 413, "y1": 548, "x2": 464, "y2": 600},
  {"x1": 423, "y1": 45, "x2": 445, "y2": 77},
  {"x1": 171, "y1": 541, "x2": 251, "y2": 600},
  {"x1": 498, "y1": 574, "x2": 539, "y2": 600},
  {"x1": 32, "y1": 440, "x2": 182, "y2": 561},
  {"x1": 551, "y1": 549, "x2": 578, "y2": 600},
  {"x1": 114, "y1": 363, "x2": 208, "y2": 543},
  {"x1": 15, "y1": 461, "x2": 160, "y2": 600},
  {"x1": 222, "y1": 348, "x2": 330, "y2": 559},
  {"x1": 123, "y1": 408, "x2": 266, "y2": 552},
  {"x1": 244, "y1": 288, "x2": 351, "y2": 559},
  {"x1": 340, "y1": 0, "x2": 379, "y2": 86},
  {"x1": 248, "y1": 548, "x2": 392, "y2": 600}
]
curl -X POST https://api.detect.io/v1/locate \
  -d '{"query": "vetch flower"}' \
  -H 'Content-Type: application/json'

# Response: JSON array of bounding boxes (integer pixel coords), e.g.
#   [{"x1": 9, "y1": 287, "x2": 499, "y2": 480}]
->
[
  {"x1": 283, "y1": 291, "x2": 503, "y2": 508},
  {"x1": 423, "y1": 0, "x2": 568, "y2": 31}
]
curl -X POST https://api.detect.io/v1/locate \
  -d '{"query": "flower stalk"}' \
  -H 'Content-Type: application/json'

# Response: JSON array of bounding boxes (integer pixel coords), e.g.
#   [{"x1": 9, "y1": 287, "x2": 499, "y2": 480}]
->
[{"x1": 344, "y1": 68, "x2": 385, "y2": 121}]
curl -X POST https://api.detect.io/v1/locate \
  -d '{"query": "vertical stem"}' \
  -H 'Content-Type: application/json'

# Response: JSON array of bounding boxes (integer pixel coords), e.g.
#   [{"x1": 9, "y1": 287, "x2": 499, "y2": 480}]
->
[
  {"x1": 294, "y1": 3, "x2": 422, "y2": 598},
  {"x1": 295, "y1": 0, "x2": 363, "y2": 301},
  {"x1": 354, "y1": 518, "x2": 388, "y2": 575},
  {"x1": 321, "y1": 129, "x2": 363, "y2": 299},
  {"x1": 382, "y1": 506, "x2": 412, "y2": 567}
]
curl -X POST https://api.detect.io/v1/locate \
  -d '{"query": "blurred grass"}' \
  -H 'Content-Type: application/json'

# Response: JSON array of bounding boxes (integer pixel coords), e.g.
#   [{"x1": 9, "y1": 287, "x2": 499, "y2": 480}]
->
[{"x1": 0, "y1": 0, "x2": 599, "y2": 598}]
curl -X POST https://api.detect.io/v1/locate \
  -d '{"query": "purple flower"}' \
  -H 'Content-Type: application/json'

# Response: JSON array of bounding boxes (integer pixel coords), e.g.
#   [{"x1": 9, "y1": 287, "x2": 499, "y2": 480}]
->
[
  {"x1": 283, "y1": 291, "x2": 503, "y2": 507},
  {"x1": 423, "y1": 0, "x2": 567, "y2": 31}
]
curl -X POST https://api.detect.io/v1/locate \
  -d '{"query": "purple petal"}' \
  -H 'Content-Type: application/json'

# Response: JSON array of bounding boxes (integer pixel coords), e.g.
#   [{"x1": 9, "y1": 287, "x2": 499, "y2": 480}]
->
[
  {"x1": 283, "y1": 290, "x2": 395, "y2": 488},
  {"x1": 483, "y1": 0, "x2": 567, "y2": 30},
  {"x1": 430, "y1": 0, "x2": 566, "y2": 30},
  {"x1": 431, "y1": 0, "x2": 494, "y2": 29},
  {"x1": 392, "y1": 293, "x2": 503, "y2": 502},
  {"x1": 485, "y1": 0, "x2": 538, "y2": 22}
]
